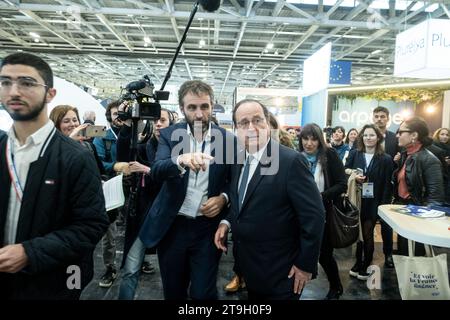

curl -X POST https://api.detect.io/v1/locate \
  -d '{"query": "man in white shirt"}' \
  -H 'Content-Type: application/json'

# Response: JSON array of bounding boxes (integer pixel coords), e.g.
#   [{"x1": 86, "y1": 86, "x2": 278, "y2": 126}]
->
[
  {"x1": 214, "y1": 99, "x2": 325, "y2": 300},
  {"x1": 0, "y1": 52, "x2": 108, "y2": 299},
  {"x1": 139, "y1": 80, "x2": 234, "y2": 300}
]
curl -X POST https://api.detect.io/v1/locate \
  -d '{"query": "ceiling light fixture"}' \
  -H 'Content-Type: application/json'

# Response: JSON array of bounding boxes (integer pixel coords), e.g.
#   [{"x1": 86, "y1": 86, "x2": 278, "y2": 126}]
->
[
  {"x1": 29, "y1": 32, "x2": 40, "y2": 38},
  {"x1": 266, "y1": 43, "x2": 274, "y2": 49}
]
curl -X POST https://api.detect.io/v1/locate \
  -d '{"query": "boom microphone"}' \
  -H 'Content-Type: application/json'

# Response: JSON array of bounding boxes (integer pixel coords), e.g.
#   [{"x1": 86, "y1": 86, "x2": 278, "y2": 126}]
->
[{"x1": 199, "y1": 0, "x2": 221, "y2": 12}]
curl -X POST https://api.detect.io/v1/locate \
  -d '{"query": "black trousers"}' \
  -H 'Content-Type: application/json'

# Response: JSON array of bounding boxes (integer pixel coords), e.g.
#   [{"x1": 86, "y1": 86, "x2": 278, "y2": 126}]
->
[
  {"x1": 319, "y1": 224, "x2": 342, "y2": 290},
  {"x1": 157, "y1": 215, "x2": 222, "y2": 300},
  {"x1": 379, "y1": 218, "x2": 393, "y2": 256}
]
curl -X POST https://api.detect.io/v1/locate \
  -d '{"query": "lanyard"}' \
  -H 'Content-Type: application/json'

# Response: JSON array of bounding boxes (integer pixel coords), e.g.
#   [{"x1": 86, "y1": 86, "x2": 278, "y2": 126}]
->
[
  {"x1": 5, "y1": 128, "x2": 55, "y2": 202},
  {"x1": 110, "y1": 128, "x2": 118, "y2": 140},
  {"x1": 6, "y1": 139, "x2": 24, "y2": 202},
  {"x1": 363, "y1": 154, "x2": 375, "y2": 183}
]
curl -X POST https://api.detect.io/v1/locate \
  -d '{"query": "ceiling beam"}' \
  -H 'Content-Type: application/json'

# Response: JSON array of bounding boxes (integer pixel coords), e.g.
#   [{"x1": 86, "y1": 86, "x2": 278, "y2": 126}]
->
[
  {"x1": 324, "y1": 0, "x2": 345, "y2": 19},
  {"x1": 253, "y1": 0, "x2": 265, "y2": 12},
  {"x1": 88, "y1": 55, "x2": 128, "y2": 78},
  {"x1": 0, "y1": 4, "x2": 414, "y2": 30},
  {"x1": 138, "y1": 58, "x2": 161, "y2": 83},
  {"x1": 124, "y1": 0, "x2": 165, "y2": 14},
  {"x1": 219, "y1": 62, "x2": 233, "y2": 101},
  {"x1": 233, "y1": 22, "x2": 247, "y2": 58},
  {"x1": 214, "y1": 19, "x2": 220, "y2": 45},
  {"x1": 256, "y1": 63, "x2": 280, "y2": 86},
  {"x1": 0, "y1": 28, "x2": 30, "y2": 47},
  {"x1": 184, "y1": 59, "x2": 193, "y2": 80},
  {"x1": 334, "y1": 29, "x2": 390, "y2": 60},
  {"x1": 20, "y1": 10, "x2": 82, "y2": 50},
  {"x1": 273, "y1": 0, "x2": 285, "y2": 18},
  {"x1": 284, "y1": 2, "x2": 316, "y2": 21},
  {"x1": 96, "y1": 14, "x2": 133, "y2": 52},
  {"x1": 442, "y1": 4, "x2": 450, "y2": 19},
  {"x1": 229, "y1": 0, "x2": 242, "y2": 13},
  {"x1": 283, "y1": 25, "x2": 319, "y2": 60}
]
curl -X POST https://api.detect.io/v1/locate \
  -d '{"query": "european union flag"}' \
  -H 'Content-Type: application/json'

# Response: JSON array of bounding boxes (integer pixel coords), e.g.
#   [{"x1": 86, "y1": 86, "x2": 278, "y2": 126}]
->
[{"x1": 329, "y1": 60, "x2": 352, "y2": 85}]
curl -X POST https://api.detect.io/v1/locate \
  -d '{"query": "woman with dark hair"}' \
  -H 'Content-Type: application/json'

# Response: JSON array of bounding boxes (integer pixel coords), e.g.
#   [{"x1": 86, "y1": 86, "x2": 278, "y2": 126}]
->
[
  {"x1": 345, "y1": 128, "x2": 359, "y2": 150},
  {"x1": 331, "y1": 126, "x2": 350, "y2": 161},
  {"x1": 432, "y1": 128, "x2": 450, "y2": 204},
  {"x1": 345, "y1": 124, "x2": 393, "y2": 280},
  {"x1": 394, "y1": 117, "x2": 445, "y2": 255},
  {"x1": 299, "y1": 123, "x2": 347, "y2": 299}
]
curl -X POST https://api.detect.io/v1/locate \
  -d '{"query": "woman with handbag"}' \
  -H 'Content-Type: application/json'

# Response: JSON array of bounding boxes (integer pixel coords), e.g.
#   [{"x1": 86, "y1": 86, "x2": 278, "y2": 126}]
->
[
  {"x1": 345, "y1": 124, "x2": 393, "y2": 280},
  {"x1": 299, "y1": 124, "x2": 347, "y2": 300}
]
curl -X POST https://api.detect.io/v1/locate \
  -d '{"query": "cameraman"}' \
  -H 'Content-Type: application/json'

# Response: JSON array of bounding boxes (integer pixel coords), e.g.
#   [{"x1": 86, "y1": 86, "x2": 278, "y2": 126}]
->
[
  {"x1": 93, "y1": 100, "x2": 130, "y2": 288},
  {"x1": 116, "y1": 103, "x2": 174, "y2": 299}
]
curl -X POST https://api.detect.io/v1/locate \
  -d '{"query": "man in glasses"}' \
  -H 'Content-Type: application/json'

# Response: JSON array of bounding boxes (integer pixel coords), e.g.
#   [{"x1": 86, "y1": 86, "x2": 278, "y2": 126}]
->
[
  {"x1": 0, "y1": 52, "x2": 109, "y2": 299},
  {"x1": 214, "y1": 99, "x2": 325, "y2": 300}
]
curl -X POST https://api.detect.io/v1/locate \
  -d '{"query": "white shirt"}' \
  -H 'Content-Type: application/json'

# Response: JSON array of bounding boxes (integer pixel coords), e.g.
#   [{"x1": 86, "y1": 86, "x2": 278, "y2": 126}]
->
[
  {"x1": 177, "y1": 124, "x2": 212, "y2": 217},
  {"x1": 364, "y1": 153, "x2": 374, "y2": 172},
  {"x1": 237, "y1": 141, "x2": 270, "y2": 204},
  {"x1": 221, "y1": 140, "x2": 270, "y2": 229},
  {"x1": 4, "y1": 121, "x2": 55, "y2": 244}
]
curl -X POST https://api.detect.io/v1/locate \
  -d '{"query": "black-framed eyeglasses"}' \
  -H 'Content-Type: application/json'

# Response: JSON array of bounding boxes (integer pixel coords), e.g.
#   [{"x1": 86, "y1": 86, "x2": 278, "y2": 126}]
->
[
  {"x1": 0, "y1": 77, "x2": 47, "y2": 92},
  {"x1": 397, "y1": 130, "x2": 411, "y2": 135}
]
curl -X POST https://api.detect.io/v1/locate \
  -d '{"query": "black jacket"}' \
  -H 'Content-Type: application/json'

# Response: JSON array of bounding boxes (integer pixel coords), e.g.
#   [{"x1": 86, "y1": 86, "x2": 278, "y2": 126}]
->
[
  {"x1": 227, "y1": 140, "x2": 325, "y2": 296},
  {"x1": 345, "y1": 149, "x2": 393, "y2": 218},
  {"x1": 0, "y1": 130, "x2": 109, "y2": 299},
  {"x1": 322, "y1": 148, "x2": 347, "y2": 202},
  {"x1": 384, "y1": 130, "x2": 399, "y2": 160},
  {"x1": 394, "y1": 148, "x2": 445, "y2": 205},
  {"x1": 116, "y1": 126, "x2": 162, "y2": 264}
]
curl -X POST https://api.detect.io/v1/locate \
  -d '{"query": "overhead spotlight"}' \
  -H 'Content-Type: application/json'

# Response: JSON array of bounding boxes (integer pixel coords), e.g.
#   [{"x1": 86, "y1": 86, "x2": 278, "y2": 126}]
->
[
  {"x1": 426, "y1": 104, "x2": 436, "y2": 114},
  {"x1": 199, "y1": 39, "x2": 206, "y2": 47},
  {"x1": 264, "y1": 49, "x2": 268, "y2": 53},
  {"x1": 266, "y1": 43, "x2": 274, "y2": 49},
  {"x1": 274, "y1": 50, "x2": 279, "y2": 55},
  {"x1": 144, "y1": 36, "x2": 151, "y2": 43},
  {"x1": 400, "y1": 109, "x2": 413, "y2": 119},
  {"x1": 89, "y1": 35, "x2": 95, "y2": 40},
  {"x1": 29, "y1": 32, "x2": 40, "y2": 38},
  {"x1": 34, "y1": 38, "x2": 39, "y2": 43},
  {"x1": 371, "y1": 49, "x2": 382, "y2": 55}
]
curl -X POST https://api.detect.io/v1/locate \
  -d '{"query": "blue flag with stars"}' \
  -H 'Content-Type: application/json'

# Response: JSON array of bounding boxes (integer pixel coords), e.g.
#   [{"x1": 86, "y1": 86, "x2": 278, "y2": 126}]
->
[{"x1": 329, "y1": 60, "x2": 352, "y2": 85}]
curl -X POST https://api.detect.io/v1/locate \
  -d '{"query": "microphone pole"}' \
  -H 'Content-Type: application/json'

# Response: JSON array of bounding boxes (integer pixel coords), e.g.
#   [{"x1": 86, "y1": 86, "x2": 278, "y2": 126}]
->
[{"x1": 160, "y1": 0, "x2": 201, "y2": 91}]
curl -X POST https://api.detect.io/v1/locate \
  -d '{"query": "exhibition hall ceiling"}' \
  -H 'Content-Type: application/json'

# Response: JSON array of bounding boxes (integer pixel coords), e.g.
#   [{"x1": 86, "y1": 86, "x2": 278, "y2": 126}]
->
[{"x1": 0, "y1": 0, "x2": 448, "y2": 104}]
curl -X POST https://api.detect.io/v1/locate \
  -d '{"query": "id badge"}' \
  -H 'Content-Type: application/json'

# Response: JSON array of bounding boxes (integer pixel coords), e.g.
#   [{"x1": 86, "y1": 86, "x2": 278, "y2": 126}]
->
[
  {"x1": 362, "y1": 182, "x2": 374, "y2": 198},
  {"x1": 179, "y1": 188, "x2": 204, "y2": 218}
]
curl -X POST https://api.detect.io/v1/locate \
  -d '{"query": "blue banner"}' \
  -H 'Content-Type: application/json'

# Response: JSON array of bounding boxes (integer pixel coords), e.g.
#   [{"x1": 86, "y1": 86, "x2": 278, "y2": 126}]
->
[{"x1": 329, "y1": 60, "x2": 352, "y2": 85}]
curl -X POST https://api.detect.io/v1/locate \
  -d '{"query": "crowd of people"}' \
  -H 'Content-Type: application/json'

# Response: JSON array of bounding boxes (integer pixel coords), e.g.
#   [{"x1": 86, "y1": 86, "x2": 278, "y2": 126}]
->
[{"x1": 0, "y1": 52, "x2": 449, "y2": 300}]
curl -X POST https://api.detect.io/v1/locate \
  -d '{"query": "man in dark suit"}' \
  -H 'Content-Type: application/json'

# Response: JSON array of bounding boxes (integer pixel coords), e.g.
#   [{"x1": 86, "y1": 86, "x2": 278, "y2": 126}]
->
[
  {"x1": 214, "y1": 99, "x2": 325, "y2": 300},
  {"x1": 139, "y1": 80, "x2": 233, "y2": 300},
  {"x1": 372, "y1": 106, "x2": 399, "y2": 268}
]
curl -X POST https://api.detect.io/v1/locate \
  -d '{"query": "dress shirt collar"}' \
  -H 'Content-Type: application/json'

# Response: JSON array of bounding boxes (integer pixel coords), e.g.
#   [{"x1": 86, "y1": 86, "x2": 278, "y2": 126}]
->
[{"x1": 9, "y1": 120, "x2": 54, "y2": 149}]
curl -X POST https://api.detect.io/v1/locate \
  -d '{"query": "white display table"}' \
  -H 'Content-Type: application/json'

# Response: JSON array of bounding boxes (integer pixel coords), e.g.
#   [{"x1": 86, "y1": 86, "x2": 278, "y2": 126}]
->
[{"x1": 378, "y1": 204, "x2": 450, "y2": 249}]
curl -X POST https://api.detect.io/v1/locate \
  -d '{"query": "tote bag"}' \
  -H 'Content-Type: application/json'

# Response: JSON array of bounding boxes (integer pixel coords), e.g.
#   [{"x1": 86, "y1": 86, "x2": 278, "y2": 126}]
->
[{"x1": 393, "y1": 243, "x2": 450, "y2": 300}]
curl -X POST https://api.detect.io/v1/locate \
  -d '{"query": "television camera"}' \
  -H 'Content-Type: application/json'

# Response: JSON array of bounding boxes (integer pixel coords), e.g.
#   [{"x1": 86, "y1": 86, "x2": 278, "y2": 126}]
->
[{"x1": 118, "y1": 75, "x2": 169, "y2": 121}]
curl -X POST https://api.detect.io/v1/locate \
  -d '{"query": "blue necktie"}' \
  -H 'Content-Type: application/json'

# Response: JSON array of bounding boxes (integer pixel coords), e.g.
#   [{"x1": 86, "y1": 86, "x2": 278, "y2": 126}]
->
[{"x1": 238, "y1": 155, "x2": 253, "y2": 211}]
